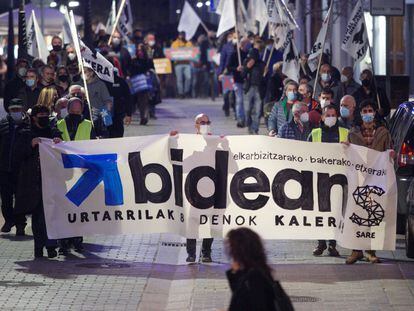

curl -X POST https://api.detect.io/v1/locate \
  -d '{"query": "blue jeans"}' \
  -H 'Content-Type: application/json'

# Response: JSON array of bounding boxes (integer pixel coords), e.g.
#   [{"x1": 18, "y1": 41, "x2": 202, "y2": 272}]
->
[
  {"x1": 234, "y1": 82, "x2": 245, "y2": 123},
  {"x1": 244, "y1": 86, "x2": 261, "y2": 133},
  {"x1": 174, "y1": 64, "x2": 192, "y2": 96}
]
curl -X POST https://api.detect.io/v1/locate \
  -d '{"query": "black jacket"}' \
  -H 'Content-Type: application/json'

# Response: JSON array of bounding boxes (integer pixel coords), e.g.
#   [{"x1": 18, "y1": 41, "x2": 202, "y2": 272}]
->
[
  {"x1": 227, "y1": 49, "x2": 248, "y2": 84},
  {"x1": 17, "y1": 85, "x2": 42, "y2": 111},
  {"x1": 0, "y1": 116, "x2": 31, "y2": 173},
  {"x1": 353, "y1": 85, "x2": 391, "y2": 118},
  {"x1": 15, "y1": 124, "x2": 61, "y2": 215},
  {"x1": 4, "y1": 76, "x2": 26, "y2": 112},
  {"x1": 105, "y1": 74, "x2": 133, "y2": 117},
  {"x1": 227, "y1": 268, "x2": 276, "y2": 311},
  {"x1": 130, "y1": 57, "x2": 154, "y2": 76},
  {"x1": 265, "y1": 72, "x2": 284, "y2": 103}
]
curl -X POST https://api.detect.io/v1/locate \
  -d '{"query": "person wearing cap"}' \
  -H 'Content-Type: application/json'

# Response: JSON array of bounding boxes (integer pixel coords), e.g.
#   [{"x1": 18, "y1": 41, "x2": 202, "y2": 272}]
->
[
  {"x1": 0, "y1": 98, "x2": 30, "y2": 235},
  {"x1": 55, "y1": 97, "x2": 95, "y2": 254},
  {"x1": 14, "y1": 105, "x2": 61, "y2": 258},
  {"x1": 171, "y1": 31, "x2": 193, "y2": 98},
  {"x1": 4, "y1": 58, "x2": 29, "y2": 112}
]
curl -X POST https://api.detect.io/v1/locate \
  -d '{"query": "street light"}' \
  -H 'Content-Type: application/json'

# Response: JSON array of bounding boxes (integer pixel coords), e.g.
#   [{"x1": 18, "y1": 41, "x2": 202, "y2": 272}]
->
[
  {"x1": 49, "y1": 1, "x2": 57, "y2": 8},
  {"x1": 205, "y1": 1, "x2": 211, "y2": 6},
  {"x1": 68, "y1": 1, "x2": 80, "y2": 7},
  {"x1": 196, "y1": 2, "x2": 203, "y2": 8}
]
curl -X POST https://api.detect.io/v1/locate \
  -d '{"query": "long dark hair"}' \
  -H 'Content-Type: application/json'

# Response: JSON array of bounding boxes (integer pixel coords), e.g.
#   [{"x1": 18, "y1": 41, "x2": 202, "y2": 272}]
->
[{"x1": 226, "y1": 228, "x2": 272, "y2": 277}]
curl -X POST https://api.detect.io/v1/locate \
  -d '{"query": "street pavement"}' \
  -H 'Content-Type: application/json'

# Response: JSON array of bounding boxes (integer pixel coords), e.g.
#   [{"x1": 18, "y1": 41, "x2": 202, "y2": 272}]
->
[{"x1": 0, "y1": 98, "x2": 413, "y2": 311}]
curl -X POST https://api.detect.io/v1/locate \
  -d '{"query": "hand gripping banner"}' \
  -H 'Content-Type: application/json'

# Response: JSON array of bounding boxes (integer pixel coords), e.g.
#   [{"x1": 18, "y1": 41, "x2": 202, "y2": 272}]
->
[{"x1": 39, "y1": 135, "x2": 397, "y2": 250}]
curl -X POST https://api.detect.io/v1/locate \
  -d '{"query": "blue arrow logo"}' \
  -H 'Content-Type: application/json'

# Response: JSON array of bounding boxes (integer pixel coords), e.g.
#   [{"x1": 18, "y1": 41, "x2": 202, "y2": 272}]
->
[{"x1": 62, "y1": 153, "x2": 124, "y2": 207}]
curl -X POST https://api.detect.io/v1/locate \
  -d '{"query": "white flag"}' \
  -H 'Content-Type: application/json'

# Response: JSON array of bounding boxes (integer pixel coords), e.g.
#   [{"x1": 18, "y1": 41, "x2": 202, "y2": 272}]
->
[
  {"x1": 62, "y1": 7, "x2": 73, "y2": 45},
  {"x1": 282, "y1": 39, "x2": 300, "y2": 82},
  {"x1": 80, "y1": 41, "x2": 114, "y2": 83},
  {"x1": 341, "y1": 0, "x2": 369, "y2": 62},
  {"x1": 254, "y1": 0, "x2": 269, "y2": 36},
  {"x1": 27, "y1": 10, "x2": 48, "y2": 64},
  {"x1": 106, "y1": 0, "x2": 116, "y2": 36},
  {"x1": 268, "y1": 0, "x2": 298, "y2": 50},
  {"x1": 178, "y1": 1, "x2": 202, "y2": 41},
  {"x1": 118, "y1": 0, "x2": 133, "y2": 38},
  {"x1": 216, "y1": 0, "x2": 236, "y2": 37},
  {"x1": 307, "y1": 3, "x2": 333, "y2": 72}
]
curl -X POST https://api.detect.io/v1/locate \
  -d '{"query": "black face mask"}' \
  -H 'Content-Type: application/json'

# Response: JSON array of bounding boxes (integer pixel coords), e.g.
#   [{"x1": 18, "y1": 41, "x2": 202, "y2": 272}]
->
[
  {"x1": 58, "y1": 75, "x2": 69, "y2": 83},
  {"x1": 68, "y1": 114, "x2": 82, "y2": 123},
  {"x1": 52, "y1": 45, "x2": 62, "y2": 52},
  {"x1": 361, "y1": 79, "x2": 371, "y2": 87},
  {"x1": 37, "y1": 116, "x2": 50, "y2": 128}
]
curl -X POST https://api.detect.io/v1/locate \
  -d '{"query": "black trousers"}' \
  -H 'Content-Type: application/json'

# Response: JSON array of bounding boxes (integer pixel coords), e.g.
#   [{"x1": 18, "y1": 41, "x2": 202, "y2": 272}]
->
[
  {"x1": 0, "y1": 171, "x2": 26, "y2": 226},
  {"x1": 32, "y1": 202, "x2": 56, "y2": 251},
  {"x1": 318, "y1": 240, "x2": 336, "y2": 247},
  {"x1": 108, "y1": 114, "x2": 125, "y2": 138},
  {"x1": 186, "y1": 238, "x2": 213, "y2": 256}
]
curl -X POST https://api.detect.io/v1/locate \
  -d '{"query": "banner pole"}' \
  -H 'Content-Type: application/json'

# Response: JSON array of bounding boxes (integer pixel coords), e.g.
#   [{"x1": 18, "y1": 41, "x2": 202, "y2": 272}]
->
[
  {"x1": 312, "y1": 1, "x2": 333, "y2": 99},
  {"x1": 233, "y1": 0, "x2": 242, "y2": 66},
  {"x1": 263, "y1": 46, "x2": 274, "y2": 77},
  {"x1": 108, "y1": 0, "x2": 127, "y2": 46},
  {"x1": 69, "y1": 10, "x2": 95, "y2": 128}
]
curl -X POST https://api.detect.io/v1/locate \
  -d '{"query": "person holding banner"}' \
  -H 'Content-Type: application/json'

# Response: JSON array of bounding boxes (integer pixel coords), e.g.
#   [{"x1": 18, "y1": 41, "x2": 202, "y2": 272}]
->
[
  {"x1": 55, "y1": 97, "x2": 96, "y2": 255},
  {"x1": 338, "y1": 95, "x2": 357, "y2": 130},
  {"x1": 345, "y1": 99, "x2": 394, "y2": 264},
  {"x1": 171, "y1": 31, "x2": 193, "y2": 99},
  {"x1": 278, "y1": 102, "x2": 311, "y2": 141},
  {"x1": 308, "y1": 105, "x2": 349, "y2": 257}
]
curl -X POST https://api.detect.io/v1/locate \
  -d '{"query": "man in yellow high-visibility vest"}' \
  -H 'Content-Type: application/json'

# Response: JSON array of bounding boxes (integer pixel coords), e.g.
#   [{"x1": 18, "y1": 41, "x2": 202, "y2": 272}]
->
[
  {"x1": 57, "y1": 97, "x2": 96, "y2": 142},
  {"x1": 55, "y1": 97, "x2": 96, "y2": 255},
  {"x1": 308, "y1": 104, "x2": 349, "y2": 258}
]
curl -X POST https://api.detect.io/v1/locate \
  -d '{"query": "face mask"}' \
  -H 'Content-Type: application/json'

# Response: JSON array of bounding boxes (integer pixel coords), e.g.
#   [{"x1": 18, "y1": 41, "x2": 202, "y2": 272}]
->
[
  {"x1": 324, "y1": 116, "x2": 337, "y2": 128},
  {"x1": 26, "y1": 79, "x2": 35, "y2": 88},
  {"x1": 361, "y1": 79, "x2": 371, "y2": 87},
  {"x1": 300, "y1": 112, "x2": 309, "y2": 123},
  {"x1": 320, "y1": 99, "x2": 330, "y2": 108},
  {"x1": 10, "y1": 112, "x2": 22, "y2": 122},
  {"x1": 340, "y1": 106, "x2": 350, "y2": 118},
  {"x1": 112, "y1": 38, "x2": 121, "y2": 46},
  {"x1": 37, "y1": 116, "x2": 50, "y2": 128},
  {"x1": 67, "y1": 53, "x2": 76, "y2": 61},
  {"x1": 321, "y1": 73, "x2": 331, "y2": 82},
  {"x1": 52, "y1": 45, "x2": 62, "y2": 52},
  {"x1": 58, "y1": 75, "x2": 69, "y2": 83},
  {"x1": 199, "y1": 125, "x2": 211, "y2": 135},
  {"x1": 68, "y1": 114, "x2": 82, "y2": 123},
  {"x1": 60, "y1": 108, "x2": 68, "y2": 118},
  {"x1": 287, "y1": 91, "x2": 297, "y2": 102},
  {"x1": 340, "y1": 74, "x2": 348, "y2": 83},
  {"x1": 361, "y1": 113, "x2": 375, "y2": 123},
  {"x1": 232, "y1": 38, "x2": 238, "y2": 45},
  {"x1": 148, "y1": 40, "x2": 155, "y2": 47},
  {"x1": 18, "y1": 67, "x2": 27, "y2": 78}
]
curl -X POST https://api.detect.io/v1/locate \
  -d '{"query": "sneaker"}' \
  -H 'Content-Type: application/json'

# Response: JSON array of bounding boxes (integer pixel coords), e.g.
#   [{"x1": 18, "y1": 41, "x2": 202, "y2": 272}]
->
[
  {"x1": 15, "y1": 226, "x2": 26, "y2": 236},
  {"x1": 345, "y1": 250, "x2": 364, "y2": 264},
  {"x1": 58, "y1": 248, "x2": 69, "y2": 256},
  {"x1": 328, "y1": 246, "x2": 340, "y2": 257},
  {"x1": 236, "y1": 122, "x2": 245, "y2": 128},
  {"x1": 1, "y1": 222, "x2": 14, "y2": 233},
  {"x1": 365, "y1": 251, "x2": 380, "y2": 264},
  {"x1": 313, "y1": 244, "x2": 327, "y2": 256},
  {"x1": 47, "y1": 248, "x2": 58, "y2": 259},
  {"x1": 201, "y1": 254, "x2": 212, "y2": 263},
  {"x1": 186, "y1": 255, "x2": 196, "y2": 263}
]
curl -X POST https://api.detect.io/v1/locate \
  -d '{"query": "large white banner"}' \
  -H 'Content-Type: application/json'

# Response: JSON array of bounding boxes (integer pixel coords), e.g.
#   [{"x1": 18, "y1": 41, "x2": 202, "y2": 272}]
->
[{"x1": 39, "y1": 135, "x2": 397, "y2": 250}]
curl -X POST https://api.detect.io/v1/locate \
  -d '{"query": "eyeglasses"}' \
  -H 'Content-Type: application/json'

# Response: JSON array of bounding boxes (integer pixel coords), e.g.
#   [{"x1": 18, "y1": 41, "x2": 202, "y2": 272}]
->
[{"x1": 198, "y1": 121, "x2": 211, "y2": 125}]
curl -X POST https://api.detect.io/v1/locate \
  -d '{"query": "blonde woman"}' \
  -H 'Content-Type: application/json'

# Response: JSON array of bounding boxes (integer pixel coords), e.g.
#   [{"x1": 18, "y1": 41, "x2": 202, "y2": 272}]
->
[{"x1": 37, "y1": 86, "x2": 58, "y2": 112}]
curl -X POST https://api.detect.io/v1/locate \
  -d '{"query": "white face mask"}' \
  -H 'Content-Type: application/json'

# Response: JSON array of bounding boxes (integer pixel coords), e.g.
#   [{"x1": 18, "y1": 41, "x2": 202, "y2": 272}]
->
[
  {"x1": 60, "y1": 108, "x2": 68, "y2": 119},
  {"x1": 232, "y1": 38, "x2": 238, "y2": 45},
  {"x1": 199, "y1": 125, "x2": 211, "y2": 135},
  {"x1": 300, "y1": 112, "x2": 309, "y2": 123},
  {"x1": 320, "y1": 99, "x2": 330, "y2": 109},
  {"x1": 340, "y1": 74, "x2": 348, "y2": 83},
  {"x1": 324, "y1": 116, "x2": 337, "y2": 128},
  {"x1": 112, "y1": 38, "x2": 121, "y2": 46},
  {"x1": 67, "y1": 53, "x2": 76, "y2": 61},
  {"x1": 148, "y1": 40, "x2": 155, "y2": 47},
  {"x1": 321, "y1": 73, "x2": 331, "y2": 82}
]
